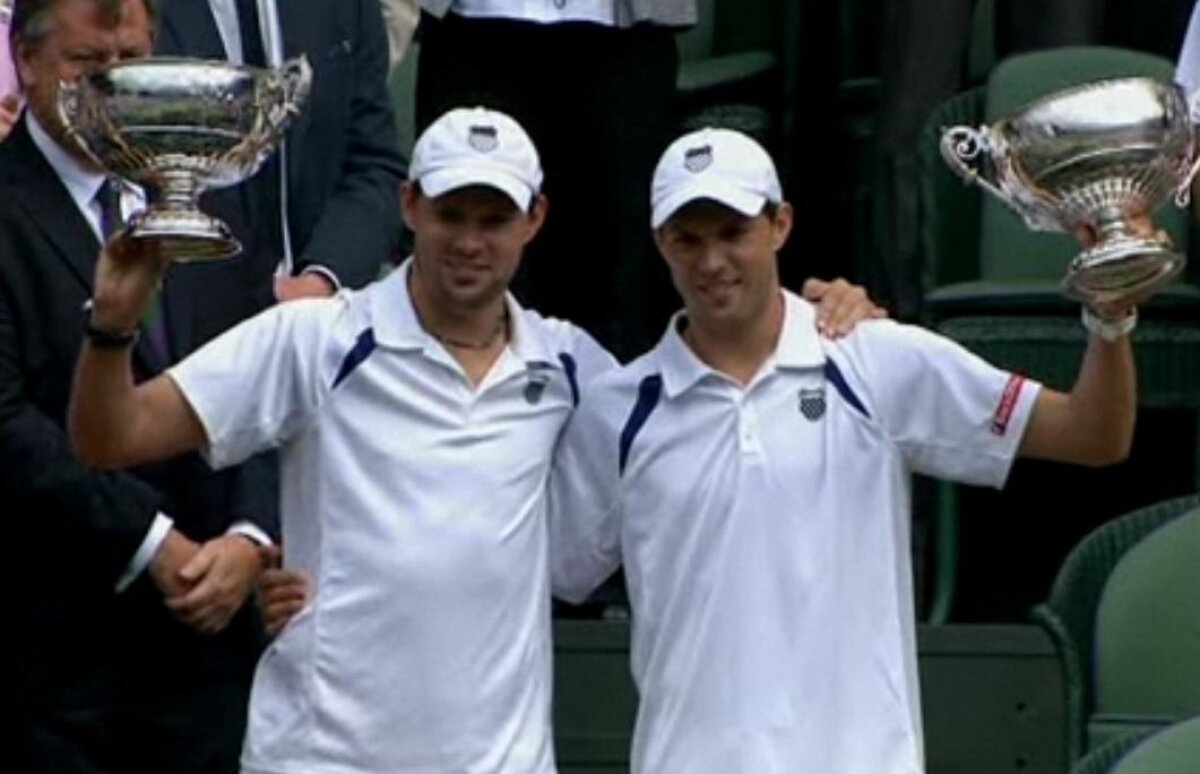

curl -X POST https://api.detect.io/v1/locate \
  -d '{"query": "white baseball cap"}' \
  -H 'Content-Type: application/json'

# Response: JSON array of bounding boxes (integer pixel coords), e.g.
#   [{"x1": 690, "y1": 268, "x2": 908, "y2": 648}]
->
[
  {"x1": 650, "y1": 127, "x2": 782, "y2": 228},
  {"x1": 410, "y1": 107, "x2": 544, "y2": 210}
]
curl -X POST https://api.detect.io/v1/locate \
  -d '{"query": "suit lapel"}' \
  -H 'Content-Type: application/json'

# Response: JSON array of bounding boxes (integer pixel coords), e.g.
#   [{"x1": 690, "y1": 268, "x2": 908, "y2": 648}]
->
[
  {"x1": 5, "y1": 121, "x2": 103, "y2": 295},
  {"x1": 5, "y1": 119, "x2": 167, "y2": 375}
]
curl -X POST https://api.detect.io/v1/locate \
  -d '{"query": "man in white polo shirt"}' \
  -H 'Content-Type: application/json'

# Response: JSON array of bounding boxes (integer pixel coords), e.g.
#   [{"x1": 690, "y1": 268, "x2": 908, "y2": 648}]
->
[
  {"x1": 548, "y1": 128, "x2": 1140, "y2": 774},
  {"x1": 70, "y1": 106, "x2": 614, "y2": 773}
]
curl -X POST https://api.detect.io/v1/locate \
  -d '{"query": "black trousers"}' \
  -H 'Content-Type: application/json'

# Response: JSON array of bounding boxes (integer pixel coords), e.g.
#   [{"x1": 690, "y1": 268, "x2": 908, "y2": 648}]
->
[
  {"x1": 16, "y1": 668, "x2": 252, "y2": 774},
  {"x1": 417, "y1": 12, "x2": 680, "y2": 361}
]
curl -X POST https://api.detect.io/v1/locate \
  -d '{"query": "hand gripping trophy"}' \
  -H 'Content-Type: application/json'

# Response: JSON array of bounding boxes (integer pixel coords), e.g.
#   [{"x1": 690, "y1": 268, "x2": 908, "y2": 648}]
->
[
  {"x1": 941, "y1": 77, "x2": 1200, "y2": 310},
  {"x1": 58, "y1": 55, "x2": 312, "y2": 262}
]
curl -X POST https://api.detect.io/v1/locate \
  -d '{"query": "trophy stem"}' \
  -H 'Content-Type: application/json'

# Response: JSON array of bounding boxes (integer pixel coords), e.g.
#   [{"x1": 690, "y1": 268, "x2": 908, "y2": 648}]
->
[
  {"x1": 156, "y1": 170, "x2": 202, "y2": 211},
  {"x1": 129, "y1": 171, "x2": 242, "y2": 262},
  {"x1": 1093, "y1": 208, "x2": 1132, "y2": 241}
]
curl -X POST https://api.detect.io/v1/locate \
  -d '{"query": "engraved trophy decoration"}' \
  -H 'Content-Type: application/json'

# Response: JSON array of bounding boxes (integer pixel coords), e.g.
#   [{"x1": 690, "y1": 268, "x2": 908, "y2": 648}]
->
[
  {"x1": 940, "y1": 77, "x2": 1200, "y2": 308},
  {"x1": 58, "y1": 56, "x2": 312, "y2": 261}
]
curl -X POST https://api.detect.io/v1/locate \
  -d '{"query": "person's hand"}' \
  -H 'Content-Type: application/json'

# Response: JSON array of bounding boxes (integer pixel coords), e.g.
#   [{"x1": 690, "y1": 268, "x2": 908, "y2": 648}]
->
[
  {"x1": 148, "y1": 528, "x2": 201, "y2": 599},
  {"x1": 274, "y1": 273, "x2": 336, "y2": 302},
  {"x1": 1072, "y1": 209, "x2": 1159, "y2": 319},
  {"x1": 91, "y1": 233, "x2": 169, "y2": 332},
  {"x1": 802, "y1": 278, "x2": 888, "y2": 338},
  {"x1": 1072, "y1": 209, "x2": 1157, "y2": 248},
  {"x1": 0, "y1": 94, "x2": 20, "y2": 142},
  {"x1": 166, "y1": 535, "x2": 265, "y2": 635},
  {"x1": 258, "y1": 557, "x2": 310, "y2": 639}
]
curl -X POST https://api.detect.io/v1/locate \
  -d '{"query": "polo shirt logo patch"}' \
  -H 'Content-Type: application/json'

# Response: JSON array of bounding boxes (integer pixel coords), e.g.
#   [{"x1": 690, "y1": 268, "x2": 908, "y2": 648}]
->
[
  {"x1": 524, "y1": 370, "x2": 550, "y2": 404},
  {"x1": 798, "y1": 387, "x2": 826, "y2": 421}
]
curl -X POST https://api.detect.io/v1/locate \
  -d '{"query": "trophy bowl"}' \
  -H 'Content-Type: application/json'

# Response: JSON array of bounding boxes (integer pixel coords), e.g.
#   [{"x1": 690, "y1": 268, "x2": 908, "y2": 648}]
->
[
  {"x1": 58, "y1": 56, "x2": 312, "y2": 262},
  {"x1": 941, "y1": 77, "x2": 1200, "y2": 308}
]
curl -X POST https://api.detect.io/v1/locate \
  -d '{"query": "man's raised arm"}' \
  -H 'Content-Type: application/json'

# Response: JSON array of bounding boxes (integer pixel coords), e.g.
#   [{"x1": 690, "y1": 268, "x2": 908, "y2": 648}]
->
[{"x1": 70, "y1": 237, "x2": 206, "y2": 468}]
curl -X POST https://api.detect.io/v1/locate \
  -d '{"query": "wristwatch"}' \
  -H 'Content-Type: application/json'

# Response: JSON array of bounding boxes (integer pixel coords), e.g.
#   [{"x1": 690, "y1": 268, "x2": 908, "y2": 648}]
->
[
  {"x1": 82, "y1": 300, "x2": 139, "y2": 349},
  {"x1": 1081, "y1": 306, "x2": 1137, "y2": 342}
]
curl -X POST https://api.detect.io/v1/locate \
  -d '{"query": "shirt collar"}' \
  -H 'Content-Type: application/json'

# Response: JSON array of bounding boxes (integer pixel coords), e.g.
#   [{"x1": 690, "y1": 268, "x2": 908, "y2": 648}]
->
[
  {"x1": 657, "y1": 289, "x2": 826, "y2": 399},
  {"x1": 370, "y1": 257, "x2": 557, "y2": 366},
  {"x1": 27, "y1": 111, "x2": 106, "y2": 216}
]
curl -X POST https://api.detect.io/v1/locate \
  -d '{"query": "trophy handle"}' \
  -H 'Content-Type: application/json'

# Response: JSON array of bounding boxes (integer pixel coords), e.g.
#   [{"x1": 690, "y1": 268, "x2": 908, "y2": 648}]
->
[
  {"x1": 940, "y1": 125, "x2": 1020, "y2": 208},
  {"x1": 263, "y1": 55, "x2": 313, "y2": 140},
  {"x1": 56, "y1": 79, "x2": 107, "y2": 171}
]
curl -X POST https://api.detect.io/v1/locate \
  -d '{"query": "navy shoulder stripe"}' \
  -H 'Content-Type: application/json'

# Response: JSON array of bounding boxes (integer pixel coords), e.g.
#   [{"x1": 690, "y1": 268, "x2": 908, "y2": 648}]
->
[
  {"x1": 558, "y1": 352, "x2": 580, "y2": 406},
  {"x1": 332, "y1": 328, "x2": 377, "y2": 389},
  {"x1": 823, "y1": 358, "x2": 870, "y2": 419},
  {"x1": 619, "y1": 374, "x2": 663, "y2": 476}
]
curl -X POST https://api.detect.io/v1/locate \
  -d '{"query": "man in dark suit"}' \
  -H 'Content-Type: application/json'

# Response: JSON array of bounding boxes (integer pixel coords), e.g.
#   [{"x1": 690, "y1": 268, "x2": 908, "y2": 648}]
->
[
  {"x1": 155, "y1": 0, "x2": 405, "y2": 307},
  {"x1": 3, "y1": 1, "x2": 277, "y2": 770}
]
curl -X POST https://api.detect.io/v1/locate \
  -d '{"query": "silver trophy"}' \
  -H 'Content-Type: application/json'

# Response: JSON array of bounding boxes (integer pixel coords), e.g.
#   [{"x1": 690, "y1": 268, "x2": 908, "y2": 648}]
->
[
  {"x1": 58, "y1": 56, "x2": 312, "y2": 261},
  {"x1": 941, "y1": 77, "x2": 1200, "y2": 307}
]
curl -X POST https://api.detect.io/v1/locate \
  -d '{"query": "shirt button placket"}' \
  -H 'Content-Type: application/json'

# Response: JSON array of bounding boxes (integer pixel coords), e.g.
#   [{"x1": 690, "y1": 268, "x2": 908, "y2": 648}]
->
[{"x1": 738, "y1": 400, "x2": 761, "y2": 456}]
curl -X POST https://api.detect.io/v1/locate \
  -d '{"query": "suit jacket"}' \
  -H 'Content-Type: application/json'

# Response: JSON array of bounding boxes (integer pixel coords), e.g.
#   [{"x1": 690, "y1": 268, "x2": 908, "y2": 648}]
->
[
  {"x1": 1, "y1": 118, "x2": 275, "y2": 709},
  {"x1": 156, "y1": 0, "x2": 406, "y2": 300}
]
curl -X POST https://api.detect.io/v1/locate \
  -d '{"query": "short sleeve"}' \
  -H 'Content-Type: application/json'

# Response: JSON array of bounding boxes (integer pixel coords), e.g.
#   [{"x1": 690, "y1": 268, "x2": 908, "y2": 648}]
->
[
  {"x1": 168, "y1": 299, "x2": 340, "y2": 470},
  {"x1": 836, "y1": 321, "x2": 1041, "y2": 489}
]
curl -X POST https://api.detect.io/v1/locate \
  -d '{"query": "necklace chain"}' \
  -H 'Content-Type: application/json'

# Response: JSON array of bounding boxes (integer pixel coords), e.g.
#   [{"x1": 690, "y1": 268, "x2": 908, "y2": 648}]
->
[
  {"x1": 433, "y1": 311, "x2": 509, "y2": 350},
  {"x1": 408, "y1": 266, "x2": 509, "y2": 350},
  {"x1": 416, "y1": 304, "x2": 509, "y2": 350}
]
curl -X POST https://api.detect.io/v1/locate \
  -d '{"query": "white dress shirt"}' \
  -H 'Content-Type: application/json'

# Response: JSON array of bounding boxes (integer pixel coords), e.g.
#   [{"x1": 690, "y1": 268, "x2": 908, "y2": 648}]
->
[{"x1": 449, "y1": 0, "x2": 617, "y2": 25}]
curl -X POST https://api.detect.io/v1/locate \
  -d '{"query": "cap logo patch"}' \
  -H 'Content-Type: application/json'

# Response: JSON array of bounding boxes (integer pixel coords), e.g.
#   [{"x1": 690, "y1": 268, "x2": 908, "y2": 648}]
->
[
  {"x1": 468, "y1": 125, "x2": 499, "y2": 153},
  {"x1": 684, "y1": 145, "x2": 713, "y2": 173}
]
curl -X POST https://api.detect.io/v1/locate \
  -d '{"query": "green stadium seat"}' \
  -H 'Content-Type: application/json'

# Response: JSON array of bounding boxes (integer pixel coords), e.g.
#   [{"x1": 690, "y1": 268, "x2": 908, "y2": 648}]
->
[{"x1": 1030, "y1": 496, "x2": 1200, "y2": 764}]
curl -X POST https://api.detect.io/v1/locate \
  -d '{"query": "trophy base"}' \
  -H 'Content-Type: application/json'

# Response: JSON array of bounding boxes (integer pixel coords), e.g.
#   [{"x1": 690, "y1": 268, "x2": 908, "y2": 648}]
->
[
  {"x1": 126, "y1": 209, "x2": 243, "y2": 263},
  {"x1": 1064, "y1": 235, "x2": 1186, "y2": 308}
]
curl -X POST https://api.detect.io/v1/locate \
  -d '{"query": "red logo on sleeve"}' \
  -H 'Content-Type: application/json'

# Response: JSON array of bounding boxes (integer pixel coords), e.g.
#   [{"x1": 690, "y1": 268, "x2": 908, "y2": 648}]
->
[{"x1": 991, "y1": 375, "x2": 1026, "y2": 436}]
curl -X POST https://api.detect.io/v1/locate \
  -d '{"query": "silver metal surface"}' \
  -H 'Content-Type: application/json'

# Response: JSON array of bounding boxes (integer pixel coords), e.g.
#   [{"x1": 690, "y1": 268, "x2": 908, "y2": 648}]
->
[{"x1": 59, "y1": 56, "x2": 312, "y2": 261}]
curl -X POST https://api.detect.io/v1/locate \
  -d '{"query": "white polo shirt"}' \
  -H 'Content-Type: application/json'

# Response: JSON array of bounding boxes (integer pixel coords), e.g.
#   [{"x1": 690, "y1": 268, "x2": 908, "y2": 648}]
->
[
  {"x1": 549, "y1": 291, "x2": 1040, "y2": 774},
  {"x1": 170, "y1": 260, "x2": 614, "y2": 774}
]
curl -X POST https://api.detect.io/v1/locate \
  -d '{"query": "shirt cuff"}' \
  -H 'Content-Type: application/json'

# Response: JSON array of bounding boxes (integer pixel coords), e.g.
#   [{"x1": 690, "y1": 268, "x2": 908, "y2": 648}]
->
[
  {"x1": 301, "y1": 265, "x2": 341, "y2": 293},
  {"x1": 115, "y1": 513, "x2": 174, "y2": 593},
  {"x1": 227, "y1": 521, "x2": 274, "y2": 548}
]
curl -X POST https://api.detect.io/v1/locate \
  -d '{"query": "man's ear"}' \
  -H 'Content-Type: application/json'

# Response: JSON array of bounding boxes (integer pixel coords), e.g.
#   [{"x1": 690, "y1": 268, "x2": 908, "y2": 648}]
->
[
  {"x1": 770, "y1": 201, "x2": 794, "y2": 252},
  {"x1": 15, "y1": 39, "x2": 38, "y2": 91},
  {"x1": 522, "y1": 193, "x2": 549, "y2": 243},
  {"x1": 651, "y1": 224, "x2": 670, "y2": 257},
  {"x1": 400, "y1": 182, "x2": 420, "y2": 232}
]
